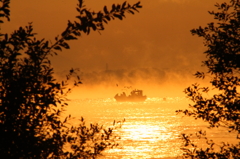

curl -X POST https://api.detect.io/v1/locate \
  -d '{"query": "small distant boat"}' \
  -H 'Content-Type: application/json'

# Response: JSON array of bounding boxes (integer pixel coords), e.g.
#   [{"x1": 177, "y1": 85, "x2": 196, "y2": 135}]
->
[{"x1": 114, "y1": 89, "x2": 147, "y2": 102}]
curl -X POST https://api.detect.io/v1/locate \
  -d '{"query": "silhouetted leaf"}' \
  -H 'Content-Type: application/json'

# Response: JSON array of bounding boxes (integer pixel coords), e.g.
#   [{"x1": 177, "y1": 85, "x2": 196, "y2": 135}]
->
[
  {"x1": 111, "y1": 4, "x2": 116, "y2": 13},
  {"x1": 53, "y1": 46, "x2": 62, "y2": 51},
  {"x1": 113, "y1": 14, "x2": 123, "y2": 20},
  {"x1": 103, "y1": 6, "x2": 108, "y2": 14},
  {"x1": 79, "y1": 0, "x2": 83, "y2": 8},
  {"x1": 105, "y1": 15, "x2": 111, "y2": 21},
  {"x1": 64, "y1": 35, "x2": 77, "y2": 40},
  {"x1": 128, "y1": 10, "x2": 135, "y2": 14},
  {"x1": 103, "y1": 19, "x2": 108, "y2": 24},
  {"x1": 60, "y1": 42, "x2": 70, "y2": 49},
  {"x1": 122, "y1": 1, "x2": 127, "y2": 9}
]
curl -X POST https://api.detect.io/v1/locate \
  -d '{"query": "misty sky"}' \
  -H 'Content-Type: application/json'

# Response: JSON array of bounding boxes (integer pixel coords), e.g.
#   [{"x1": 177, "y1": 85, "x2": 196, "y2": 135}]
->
[{"x1": 2, "y1": 0, "x2": 225, "y2": 97}]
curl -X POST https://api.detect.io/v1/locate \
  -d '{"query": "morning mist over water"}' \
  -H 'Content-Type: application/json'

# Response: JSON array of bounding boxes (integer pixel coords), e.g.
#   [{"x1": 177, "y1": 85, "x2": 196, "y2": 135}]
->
[
  {"x1": 3, "y1": 0, "x2": 220, "y2": 100},
  {"x1": 56, "y1": 66, "x2": 209, "y2": 99}
]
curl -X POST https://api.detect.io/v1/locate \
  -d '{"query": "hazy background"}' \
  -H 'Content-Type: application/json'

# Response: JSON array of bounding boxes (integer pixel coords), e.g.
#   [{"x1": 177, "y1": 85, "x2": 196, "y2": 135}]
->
[{"x1": 2, "y1": 0, "x2": 224, "y2": 98}]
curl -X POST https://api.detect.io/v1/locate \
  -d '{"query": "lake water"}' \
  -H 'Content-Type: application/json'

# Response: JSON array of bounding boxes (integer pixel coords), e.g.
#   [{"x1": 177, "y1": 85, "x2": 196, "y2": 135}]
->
[{"x1": 65, "y1": 97, "x2": 237, "y2": 159}]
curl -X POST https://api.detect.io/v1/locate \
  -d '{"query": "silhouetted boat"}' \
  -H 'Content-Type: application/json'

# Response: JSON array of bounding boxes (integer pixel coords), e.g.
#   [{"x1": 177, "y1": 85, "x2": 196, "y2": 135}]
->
[{"x1": 114, "y1": 89, "x2": 147, "y2": 102}]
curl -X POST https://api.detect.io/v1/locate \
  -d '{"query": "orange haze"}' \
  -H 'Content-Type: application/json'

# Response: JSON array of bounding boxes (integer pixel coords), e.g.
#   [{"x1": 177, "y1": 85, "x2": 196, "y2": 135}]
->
[{"x1": 2, "y1": 0, "x2": 225, "y2": 98}]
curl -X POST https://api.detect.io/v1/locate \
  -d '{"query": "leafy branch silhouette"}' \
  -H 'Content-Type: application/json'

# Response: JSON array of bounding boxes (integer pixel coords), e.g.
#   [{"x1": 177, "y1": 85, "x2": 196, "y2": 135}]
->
[
  {"x1": 177, "y1": 0, "x2": 240, "y2": 158},
  {"x1": 0, "y1": 0, "x2": 142, "y2": 158}
]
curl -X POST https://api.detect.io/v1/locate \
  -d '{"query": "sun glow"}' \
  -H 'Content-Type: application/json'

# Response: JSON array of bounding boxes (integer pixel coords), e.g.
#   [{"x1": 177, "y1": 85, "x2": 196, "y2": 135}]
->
[
  {"x1": 106, "y1": 122, "x2": 182, "y2": 159},
  {"x1": 122, "y1": 124, "x2": 172, "y2": 142}
]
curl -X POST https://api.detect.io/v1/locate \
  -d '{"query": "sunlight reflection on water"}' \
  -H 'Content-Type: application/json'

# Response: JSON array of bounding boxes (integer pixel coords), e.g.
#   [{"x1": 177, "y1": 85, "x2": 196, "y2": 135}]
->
[{"x1": 66, "y1": 97, "x2": 236, "y2": 159}]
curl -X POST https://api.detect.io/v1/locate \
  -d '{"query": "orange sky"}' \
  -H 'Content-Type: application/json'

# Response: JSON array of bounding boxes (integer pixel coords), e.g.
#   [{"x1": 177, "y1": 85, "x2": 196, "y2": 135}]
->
[{"x1": 1, "y1": 0, "x2": 225, "y2": 98}]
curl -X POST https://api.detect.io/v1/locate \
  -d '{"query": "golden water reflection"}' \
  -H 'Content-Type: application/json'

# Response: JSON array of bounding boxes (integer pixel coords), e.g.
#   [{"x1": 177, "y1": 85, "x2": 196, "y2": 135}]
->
[
  {"x1": 67, "y1": 97, "x2": 235, "y2": 159},
  {"x1": 103, "y1": 110, "x2": 184, "y2": 159},
  {"x1": 123, "y1": 124, "x2": 170, "y2": 142}
]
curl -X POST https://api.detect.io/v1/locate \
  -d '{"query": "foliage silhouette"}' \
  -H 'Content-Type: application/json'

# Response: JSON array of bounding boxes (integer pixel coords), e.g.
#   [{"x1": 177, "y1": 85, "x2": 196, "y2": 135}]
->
[
  {"x1": 177, "y1": 0, "x2": 240, "y2": 158},
  {"x1": 0, "y1": 0, "x2": 141, "y2": 158}
]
